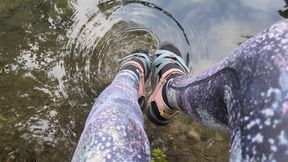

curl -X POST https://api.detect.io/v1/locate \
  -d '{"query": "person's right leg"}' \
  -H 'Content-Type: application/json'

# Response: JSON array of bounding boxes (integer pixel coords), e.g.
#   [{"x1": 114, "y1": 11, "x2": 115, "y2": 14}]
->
[
  {"x1": 72, "y1": 53, "x2": 151, "y2": 162},
  {"x1": 156, "y1": 20, "x2": 288, "y2": 161}
]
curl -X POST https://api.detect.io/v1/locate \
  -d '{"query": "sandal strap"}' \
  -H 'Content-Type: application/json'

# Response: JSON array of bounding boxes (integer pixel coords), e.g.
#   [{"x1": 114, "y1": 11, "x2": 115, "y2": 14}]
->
[
  {"x1": 154, "y1": 50, "x2": 189, "y2": 73},
  {"x1": 152, "y1": 49, "x2": 189, "y2": 87},
  {"x1": 119, "y1": 61, "x2": 146, "y2": 97},
  {"x1": 148, "y1": 68, "x2": 184, "y2": 119},
  {"x1": 118, "y1": 53, "x2": 151, "y2": 80},
  {"x1": 117, "y1": 53, "x2": 151, "y2": 110}
]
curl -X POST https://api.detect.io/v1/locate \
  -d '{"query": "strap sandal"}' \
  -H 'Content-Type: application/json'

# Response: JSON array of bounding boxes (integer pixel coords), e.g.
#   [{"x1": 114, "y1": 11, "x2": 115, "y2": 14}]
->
[
  {"x1": 118, "y1": 52, "x2": 151, "y2": 111},
  {"x1": 146, "y1": 49, "x2": 189, "y2": 126}
]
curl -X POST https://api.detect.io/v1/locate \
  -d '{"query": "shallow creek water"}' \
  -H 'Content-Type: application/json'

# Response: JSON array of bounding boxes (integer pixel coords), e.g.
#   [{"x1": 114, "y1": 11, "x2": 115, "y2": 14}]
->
[{"x1": 0, "y1": 0, "x2": 287, "y2": 161}]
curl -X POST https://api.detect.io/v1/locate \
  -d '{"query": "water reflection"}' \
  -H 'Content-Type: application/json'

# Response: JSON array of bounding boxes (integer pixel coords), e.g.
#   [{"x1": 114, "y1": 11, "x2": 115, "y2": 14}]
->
[
  {"x1": 0, "y1": 0, "x2": 286, "y2": 161},
  {"x1": 0, "y1": 0, "x2": 77, "y2": 161},
  {"x1": 279, "y1": 0, "x2": 288, "y2": 18}
]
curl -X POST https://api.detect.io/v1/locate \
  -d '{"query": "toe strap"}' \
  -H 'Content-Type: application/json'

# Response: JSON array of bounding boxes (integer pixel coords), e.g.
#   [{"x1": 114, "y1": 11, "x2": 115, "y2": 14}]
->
[
  {"x1": 151, "y1": 49, "x2": 190, "y2": 87},
  {"x1": 118, "y1": 53, "x2": 151, "y2": 80}
]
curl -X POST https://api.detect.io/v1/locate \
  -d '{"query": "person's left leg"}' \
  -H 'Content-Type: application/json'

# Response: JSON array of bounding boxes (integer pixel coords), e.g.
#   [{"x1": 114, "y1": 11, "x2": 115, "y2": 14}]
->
[
  {"x1": 72, "y1": 53, "x2": 151, "y2": 162},
  {"x1": 148, "y1": 20, "x2": 288, "y2": 161}
]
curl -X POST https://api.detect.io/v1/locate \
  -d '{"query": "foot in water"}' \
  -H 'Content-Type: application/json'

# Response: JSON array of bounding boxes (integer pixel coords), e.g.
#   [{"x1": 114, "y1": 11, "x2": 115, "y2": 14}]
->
[
  {"x1": 118, "y1": 49, "x2": 152, "y2": 111},
  {"x1": 146, "y1": 43, "x2": 189, "y2": 126}
]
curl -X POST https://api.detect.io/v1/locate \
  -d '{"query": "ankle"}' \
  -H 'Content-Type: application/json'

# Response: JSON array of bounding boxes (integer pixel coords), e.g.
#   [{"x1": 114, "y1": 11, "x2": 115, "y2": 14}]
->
[
  {"x1": 120, "y1": 59, "x2": 145, "y2": 80},
  {"x1": 121, "y1": 65, "x2": 140, "y2": 79},
  {"x1": 159, "y1": 64, "x2": 182, "y2": 79},
  {"x1": 159, "y1": 64, "x2": 183, "y2": 110},
  {"x1": 162, "y1": 81, "x2": 176, "y2": 110}
]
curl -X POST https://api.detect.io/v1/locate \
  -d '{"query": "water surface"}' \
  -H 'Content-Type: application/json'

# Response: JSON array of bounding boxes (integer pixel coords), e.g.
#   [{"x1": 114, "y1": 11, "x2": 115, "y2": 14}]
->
[{"x1": 0, "y1": 0, "x2": 286, "y2": 161}]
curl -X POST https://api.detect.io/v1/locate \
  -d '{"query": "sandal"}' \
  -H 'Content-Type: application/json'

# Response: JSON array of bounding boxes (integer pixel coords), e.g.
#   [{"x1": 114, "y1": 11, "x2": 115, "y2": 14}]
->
[
  {"x1": 147, "y1": 47, "x2": 189, "y2": 126},
  {"x1": 118, "y1": 50, "x2": 151, "y2": 111}
]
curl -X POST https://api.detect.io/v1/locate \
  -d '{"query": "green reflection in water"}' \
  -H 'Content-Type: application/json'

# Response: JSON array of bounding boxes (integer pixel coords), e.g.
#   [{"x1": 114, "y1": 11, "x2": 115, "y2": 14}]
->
[{"x1": 0, "y1": 0, "x2": 78, "y2": 161}]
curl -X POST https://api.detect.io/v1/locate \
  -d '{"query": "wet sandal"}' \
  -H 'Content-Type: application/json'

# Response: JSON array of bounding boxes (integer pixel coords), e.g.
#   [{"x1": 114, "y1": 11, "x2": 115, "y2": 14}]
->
[
  {"x1": 118, "y1": 51, "x2": 151, "y2": 111},
  {"x1": 147, "y1": 49, "x2": 189, "y2": 126}
]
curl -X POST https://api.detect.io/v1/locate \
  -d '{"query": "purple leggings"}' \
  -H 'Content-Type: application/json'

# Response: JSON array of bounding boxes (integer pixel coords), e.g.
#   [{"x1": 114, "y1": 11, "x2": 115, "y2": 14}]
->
[{"x1": 72, "y1": 20, "x2": 288, "y2": 162}]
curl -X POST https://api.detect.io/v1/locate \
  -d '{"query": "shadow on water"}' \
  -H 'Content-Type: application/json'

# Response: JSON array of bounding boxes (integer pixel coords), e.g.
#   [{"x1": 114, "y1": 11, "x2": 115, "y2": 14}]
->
[{"x1": 0, "y1": 0, "x2": 286, "y2": 161}]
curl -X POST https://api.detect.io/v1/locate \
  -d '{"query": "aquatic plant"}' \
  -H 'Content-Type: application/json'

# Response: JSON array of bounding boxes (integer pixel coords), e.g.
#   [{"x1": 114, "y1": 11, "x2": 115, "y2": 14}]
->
[{"x1": 151, "y1": 148, "x2": 168, "y2": 162}]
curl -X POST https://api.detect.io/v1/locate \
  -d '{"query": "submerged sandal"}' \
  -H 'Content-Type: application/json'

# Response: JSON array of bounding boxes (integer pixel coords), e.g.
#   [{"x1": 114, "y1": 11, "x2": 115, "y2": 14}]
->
[
  {"x1": 118, "y1": 51, "x2": 151, "y2": 111},
  {"x1": 147, "y1": 48, "x2": 189, "y2": 126}
]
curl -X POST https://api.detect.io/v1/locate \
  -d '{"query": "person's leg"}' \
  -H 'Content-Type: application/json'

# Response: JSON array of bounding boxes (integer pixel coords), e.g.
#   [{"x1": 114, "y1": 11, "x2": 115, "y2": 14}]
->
[
  {"x1": 72, "y1": 66, "x2": 150, "y2": 161},
  {"x1": 165, "y1": 20, "x2": 288, "y2": 161}
]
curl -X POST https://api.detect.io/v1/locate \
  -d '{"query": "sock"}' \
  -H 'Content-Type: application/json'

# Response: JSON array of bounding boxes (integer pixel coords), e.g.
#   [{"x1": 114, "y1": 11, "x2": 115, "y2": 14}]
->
[
  {"x1": 160, "y1": 64, "x2": 182, "y2": 110},
  {"x1": 121, "y1": 59, "x2": 145, "y2": 80},
  {"x1": 158, "y1": 43, "x2": 183, "y2": 110}
]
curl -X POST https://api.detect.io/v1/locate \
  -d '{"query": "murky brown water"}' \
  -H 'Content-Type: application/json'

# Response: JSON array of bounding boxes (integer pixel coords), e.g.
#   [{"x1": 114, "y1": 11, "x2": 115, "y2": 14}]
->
[{"x1": 0, "y1": 0, "x2": 287, "y2": 161}]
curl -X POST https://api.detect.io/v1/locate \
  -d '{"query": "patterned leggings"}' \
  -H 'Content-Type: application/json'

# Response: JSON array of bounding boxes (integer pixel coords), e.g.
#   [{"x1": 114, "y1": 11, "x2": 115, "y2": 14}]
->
[{"x1": 72, "y1": 20, "x2": 288, "y2": 162}]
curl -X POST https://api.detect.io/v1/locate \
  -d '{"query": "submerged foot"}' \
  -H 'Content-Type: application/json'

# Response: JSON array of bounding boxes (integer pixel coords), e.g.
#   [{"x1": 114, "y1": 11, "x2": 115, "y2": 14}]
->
[{"x1": 146, "y1": 42, "x2": 189, "y2": 126}]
